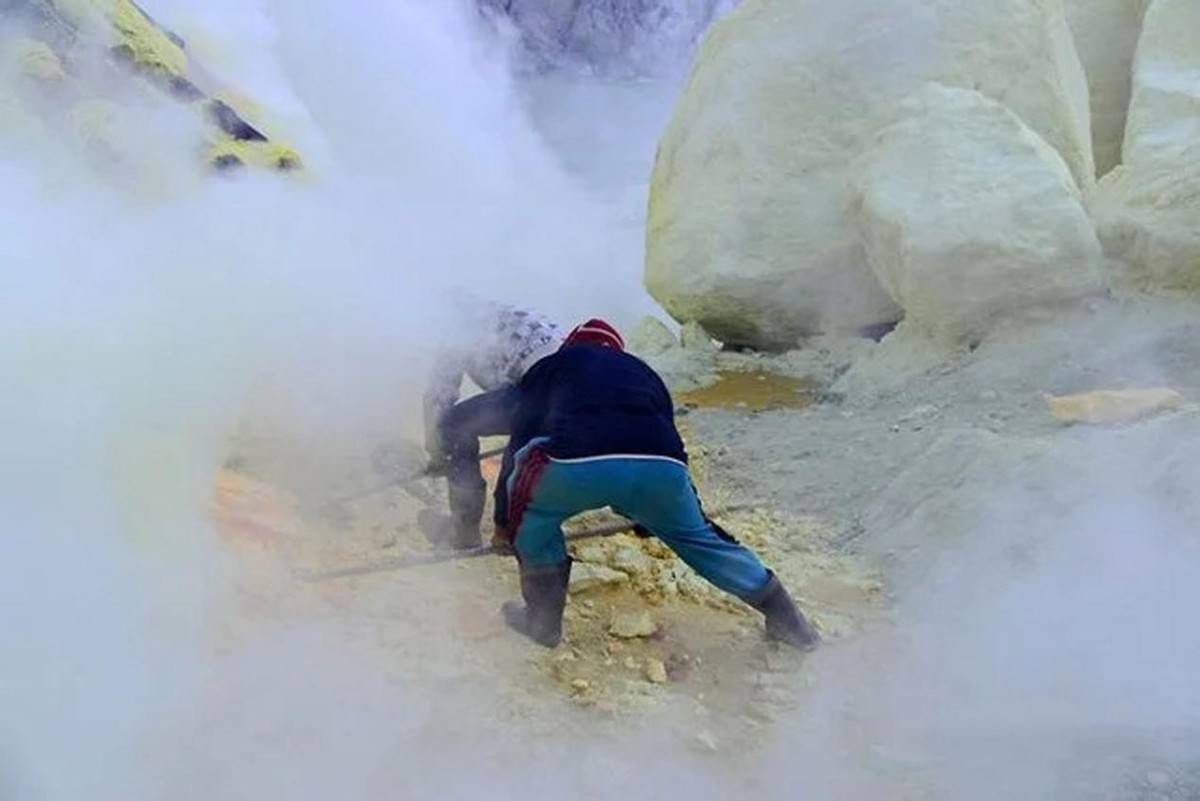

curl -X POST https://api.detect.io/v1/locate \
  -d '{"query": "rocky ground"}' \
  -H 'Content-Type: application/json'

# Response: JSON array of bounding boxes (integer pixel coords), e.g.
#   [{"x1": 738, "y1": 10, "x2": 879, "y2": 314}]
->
[
  {"x1": 214, "y1": 413, "x2": 882, "y2": 751},
  {"x1": 680, "y1": 292, "x2": 1200, "y2": 571},
  {"x1": 204, "y1": 290, "x2": 1200, "y2": 798}
]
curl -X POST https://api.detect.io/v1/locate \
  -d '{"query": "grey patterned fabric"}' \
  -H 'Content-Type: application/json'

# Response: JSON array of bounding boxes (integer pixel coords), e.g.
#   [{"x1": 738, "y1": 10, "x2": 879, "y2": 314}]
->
[{"x1": 423, "y1": 303, "x2": 563, "y2": 458}]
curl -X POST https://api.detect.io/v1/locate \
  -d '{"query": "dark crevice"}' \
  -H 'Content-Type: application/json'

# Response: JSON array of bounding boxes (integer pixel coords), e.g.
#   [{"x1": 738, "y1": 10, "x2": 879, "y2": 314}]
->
[{"x1": 206, "y1": 99, "x2": 268, "y2": 142}]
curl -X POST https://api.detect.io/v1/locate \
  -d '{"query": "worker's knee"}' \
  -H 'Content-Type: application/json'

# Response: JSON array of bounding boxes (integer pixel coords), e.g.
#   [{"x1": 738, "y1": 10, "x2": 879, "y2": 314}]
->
[{"x1": 514, "y1": 518, "x2": 568, "y2": 567}]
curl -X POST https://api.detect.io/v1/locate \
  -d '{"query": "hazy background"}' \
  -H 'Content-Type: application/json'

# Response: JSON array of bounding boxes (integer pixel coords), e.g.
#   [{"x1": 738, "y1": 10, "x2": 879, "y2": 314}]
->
[
  {"x1": 3, "y1": 1, "x2": 1198, "y2": 799},
  {"x1": 1, "y1": 1, "x2": 694, "y2": 796}
]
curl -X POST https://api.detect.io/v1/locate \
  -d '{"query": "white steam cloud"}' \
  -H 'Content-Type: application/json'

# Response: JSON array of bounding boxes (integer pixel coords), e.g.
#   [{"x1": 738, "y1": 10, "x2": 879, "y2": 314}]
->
[
  {"x1": 3, "y1": 1, "x2": 1198, "y2": 799},
  {"x1": 2, "y1": 0, "x2": 660, "y2": 797}
]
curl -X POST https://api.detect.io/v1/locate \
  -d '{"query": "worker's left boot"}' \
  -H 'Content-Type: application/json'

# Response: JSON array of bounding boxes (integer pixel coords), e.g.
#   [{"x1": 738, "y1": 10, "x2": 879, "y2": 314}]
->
[
  {"x1": 749, "y1": 571, "x2": 820, "y2": 651},
  {"x1": 502, "y1": 560, "x2": 571, "y2": 648},
  {"x1": 447, "y1": 479, "x2": 485, "y2": 549},
  {"x1": 418, "y1": 481, "x2": 484, "y2": 550}
]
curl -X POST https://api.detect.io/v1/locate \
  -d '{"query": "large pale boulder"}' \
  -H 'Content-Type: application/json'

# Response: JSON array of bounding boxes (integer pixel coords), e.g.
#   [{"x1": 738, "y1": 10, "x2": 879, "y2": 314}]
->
[
  {"x1": 1092, "y1": 150, "x2": 1200, "y2": 290},
  {"x1": 1064, "y1": 0, "x2": 1151, "y2": 177},
  {"x1": 1091, "y1": 0, "x2": 1200, "y2": 289},
  {"x1": 646, "y1": 0, "x2": 1094, "y2": 349},
  {"x1": 853, "y1": 86, "x2": 1106, "y2": 344},
  {"x1": 1121, "y1": 0, "x2": 1200, "y2": 168}
]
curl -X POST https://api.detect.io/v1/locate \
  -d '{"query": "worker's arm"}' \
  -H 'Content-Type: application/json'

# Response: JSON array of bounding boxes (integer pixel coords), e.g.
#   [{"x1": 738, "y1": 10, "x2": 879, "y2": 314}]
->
[{"x1": 493, "y1": 359, "x2": 553, "y2": 533}]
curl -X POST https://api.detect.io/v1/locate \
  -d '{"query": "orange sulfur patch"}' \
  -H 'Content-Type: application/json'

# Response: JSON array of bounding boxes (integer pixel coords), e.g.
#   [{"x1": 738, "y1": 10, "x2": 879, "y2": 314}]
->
[
  {"x1": 481, "y1": 455, "x2": 502, "y2": 485},
  {"x1": 212, "y1": 469, "x2": 303, "y2": 552}
]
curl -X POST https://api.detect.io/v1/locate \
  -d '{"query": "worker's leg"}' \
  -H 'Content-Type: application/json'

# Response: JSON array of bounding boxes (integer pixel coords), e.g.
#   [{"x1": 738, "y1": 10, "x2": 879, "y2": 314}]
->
[
  {"x1": 623, "y1": 459, "x2": 818, "y2": 648},
  {"x1": 507, "y1": 456, "x2": 818, "y2": 650},
  {"x1": 437, "y1": 386, "x2": 516, "y2": 548},
  {"x1": 504, "y1": 458, "x2": 633, "y2": 646},
  {"x1": 502, "y1": 461, "x2": 578, "y2": 647},
  {"x1": 512, "y1": 507, "x2": 571, "y2": 566},
  {"x1": 508, "y1": 454, "x2": 777, "y2": 598},
  {"x1": 623, "y1": 459, "x2": 771, "y2": 599},
  {"x1": 511, "y1": 457, "x2": 635, "y2": 565}
]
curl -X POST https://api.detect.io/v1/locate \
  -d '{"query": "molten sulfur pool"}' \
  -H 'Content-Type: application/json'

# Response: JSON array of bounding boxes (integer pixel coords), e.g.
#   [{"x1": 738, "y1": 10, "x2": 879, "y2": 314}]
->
[{"x1": 676, "y1": 371, "x2": 814, "y2": 412}]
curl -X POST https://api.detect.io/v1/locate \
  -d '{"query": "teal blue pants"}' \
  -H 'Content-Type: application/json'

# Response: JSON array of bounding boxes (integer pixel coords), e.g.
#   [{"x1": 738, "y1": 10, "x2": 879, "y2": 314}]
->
[{"x1": 510, "y1": 452, "x2": 771, "y2": 601}]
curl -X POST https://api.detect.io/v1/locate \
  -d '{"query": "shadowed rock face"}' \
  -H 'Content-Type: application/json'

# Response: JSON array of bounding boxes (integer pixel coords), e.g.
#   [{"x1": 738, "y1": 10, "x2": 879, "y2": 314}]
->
[{"x1": 479, "y1": 0, "x2": 734, "y2": 75}]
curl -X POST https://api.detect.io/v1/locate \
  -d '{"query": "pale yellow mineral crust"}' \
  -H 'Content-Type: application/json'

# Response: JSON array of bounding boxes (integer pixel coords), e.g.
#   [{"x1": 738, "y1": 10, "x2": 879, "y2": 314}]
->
[{"x1": 1047, "y1": 388, "x2": 1183, "y2": 425}]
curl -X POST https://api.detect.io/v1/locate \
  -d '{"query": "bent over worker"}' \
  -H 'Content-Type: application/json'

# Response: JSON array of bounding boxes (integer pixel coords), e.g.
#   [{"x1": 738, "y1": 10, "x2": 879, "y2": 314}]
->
[
  {"x1": 423, "y1": 299, "x2": 563, "y2": 549},
  {"x1": 493, "y1": 318, "x2": 819, "y2": 651}
]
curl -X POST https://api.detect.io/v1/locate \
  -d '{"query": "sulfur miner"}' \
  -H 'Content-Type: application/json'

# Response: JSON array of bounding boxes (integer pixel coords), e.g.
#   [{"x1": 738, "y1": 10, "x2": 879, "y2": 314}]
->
[
  {"x1": 422, "y1": 295, "x2": 564, "y2": 549},
  {"x1": 492, "y1": 319, "x2": 819, "y2": 651}
]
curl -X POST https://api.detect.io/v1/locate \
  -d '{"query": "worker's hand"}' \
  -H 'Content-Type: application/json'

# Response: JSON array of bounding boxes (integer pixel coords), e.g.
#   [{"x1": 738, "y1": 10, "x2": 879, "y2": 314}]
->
[{"x1": 491, "y1": 525, "x2": 515, "y2": 555}]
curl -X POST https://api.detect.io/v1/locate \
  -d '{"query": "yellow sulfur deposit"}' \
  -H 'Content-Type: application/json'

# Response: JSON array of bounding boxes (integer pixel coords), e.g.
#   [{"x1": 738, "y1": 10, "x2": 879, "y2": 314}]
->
[
  {"x1": 10, "y1": 2, "x2": 304, "y2": 175},
  {"x1": 110, "y1": 0, "x2": 187, "y2": 76},
  {"x1": 1047, "y1": 388, "x2": 1184, "y2": 425},
  {"x1": 55, "y1": 0, "x2": 188, "y2": 78},
  {"x1": 208, "y1": 137, "x2": 303, "y2": 172},
  {"x1": 11, "y1": 37, "x2": 67, "y2": 82}
]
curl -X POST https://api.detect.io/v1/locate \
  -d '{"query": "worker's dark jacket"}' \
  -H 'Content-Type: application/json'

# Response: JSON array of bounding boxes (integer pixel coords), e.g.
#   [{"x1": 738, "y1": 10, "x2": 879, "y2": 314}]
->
[{"x1": 494, "y1": 344, "x2": 687, "y2": 528}]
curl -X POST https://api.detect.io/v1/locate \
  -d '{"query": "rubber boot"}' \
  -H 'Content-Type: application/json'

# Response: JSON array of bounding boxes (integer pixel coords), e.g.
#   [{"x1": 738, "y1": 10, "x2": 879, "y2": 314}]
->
[
  {"x1": 447, "y1": 479, "x2": 485, "y2": 550},
  {"x1": 749, "y1": 572, "x2": 820, "y2": 651},
  {"x1": 501, "y1": 560, "x2": 571, "y2": 648}
]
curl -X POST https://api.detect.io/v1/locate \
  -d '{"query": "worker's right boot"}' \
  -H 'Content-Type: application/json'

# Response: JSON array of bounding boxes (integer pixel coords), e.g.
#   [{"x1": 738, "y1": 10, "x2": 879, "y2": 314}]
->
[
  {"x1": 749, "y1": 571, "x2": 820, "y2": 651},
  {"x1": 501, "y1": 560, "x2": 571, "y2": 648}
]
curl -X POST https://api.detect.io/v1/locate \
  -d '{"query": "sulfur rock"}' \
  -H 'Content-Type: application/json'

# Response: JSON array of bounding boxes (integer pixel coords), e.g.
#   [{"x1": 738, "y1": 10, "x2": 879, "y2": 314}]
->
[
  {"x1": 609, "y1": 610, "x2": 658, "y2": 639},
  {"x1": 628, "y1": 316, "x2": 679, "y2": 356},
  {"x1": 1090, "y1": 0, "x2": 1200, "y2": 291},
  {"x1": 1047, "y1": 388, "x2": 1183, "y2": 425},
  {"x1": 644, "y1": 658, "x2": 669, "y2": 684},
  {"x1": 569, "y1": 564, "x2": 629, "y2": 594},
  {"x1": 646, "y1": 0, "x2": 1094, "y2": 348},
  {"x1": 853, "y1": 85, "x2": 1105, "y2": 344},
  {"x1": 610, "y1": 544, "x2": 654, "y2": 576}
]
